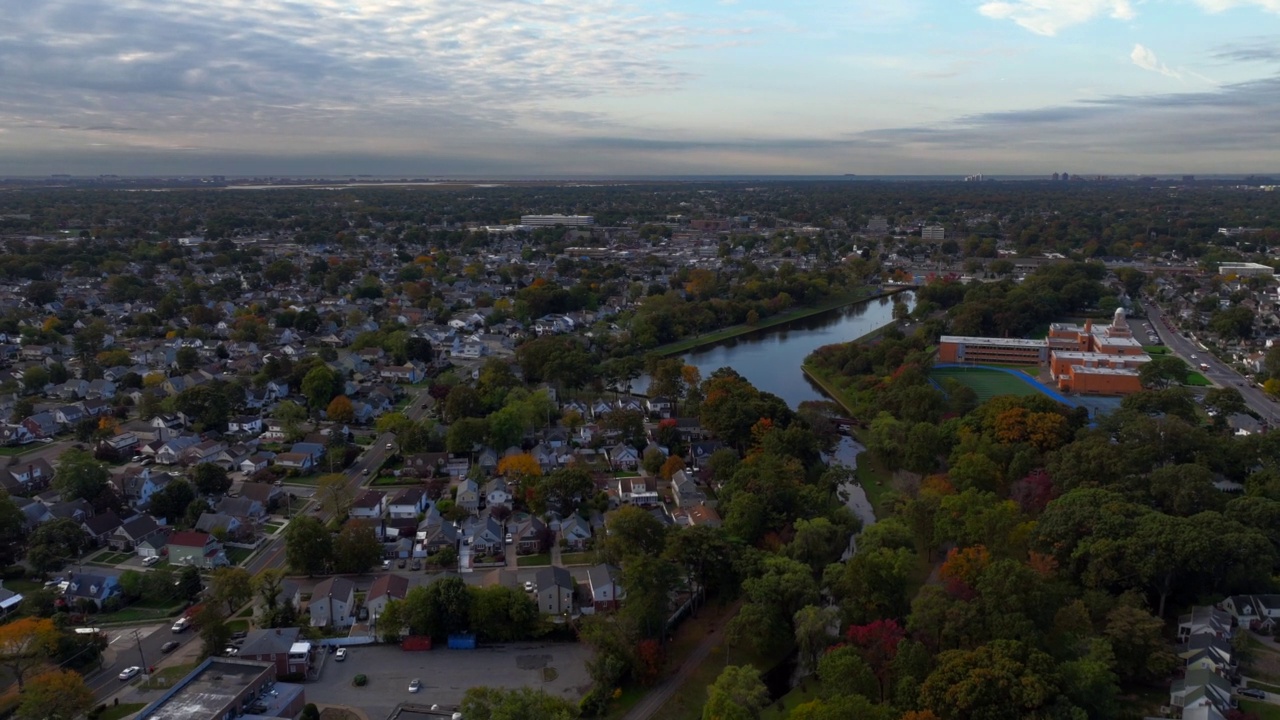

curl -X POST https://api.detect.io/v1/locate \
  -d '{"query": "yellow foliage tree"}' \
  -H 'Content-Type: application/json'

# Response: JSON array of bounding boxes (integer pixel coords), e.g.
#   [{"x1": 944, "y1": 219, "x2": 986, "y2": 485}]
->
[
  {"x1": 18, "y1": 668, "x2": 94, "y2": 720},
  {"x1": 143, "y1": 372, "x2": 166, "y2": 388},
  {"x1": 497, "y1": 453, "x2": 541, "y2": 478},
  {"x1": 939, "y1": 545, "x2": 991, "y2": 587},
  {"x1": 660, "y1": 455, "x2": 686, "y2": 481},
  {"x1": 0, "y1": 617, "x2": 58, "y2": 691},
  {"x1": 326, "y1": 395, "x2": 355, "y2": 423}
]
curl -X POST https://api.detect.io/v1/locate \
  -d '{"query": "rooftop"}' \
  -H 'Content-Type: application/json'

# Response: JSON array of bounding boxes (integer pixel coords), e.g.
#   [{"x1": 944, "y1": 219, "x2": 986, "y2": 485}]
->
[
  {"x1": 137, "y1": 658, "x2": 273, "y2": 720},
  {"x1": 939, "y1": 335, "x2": 1047, "y2": 348}
]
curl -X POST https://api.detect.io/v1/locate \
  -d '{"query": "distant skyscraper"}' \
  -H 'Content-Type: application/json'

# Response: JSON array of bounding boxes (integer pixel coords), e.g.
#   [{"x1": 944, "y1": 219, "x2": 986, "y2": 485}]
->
[
  {"x1": 1052, "y1": 173, "x2": 1061, "y2": 181},
  {"x1": 1061, "y1": 172, "x2": 1070, "y2": 181}
]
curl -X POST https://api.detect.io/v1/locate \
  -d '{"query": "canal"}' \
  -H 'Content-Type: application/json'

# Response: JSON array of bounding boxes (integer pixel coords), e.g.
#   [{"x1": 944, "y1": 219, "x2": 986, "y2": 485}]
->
[{"x1": 637, "y1": 291, "x2": 915, "y2": 408}]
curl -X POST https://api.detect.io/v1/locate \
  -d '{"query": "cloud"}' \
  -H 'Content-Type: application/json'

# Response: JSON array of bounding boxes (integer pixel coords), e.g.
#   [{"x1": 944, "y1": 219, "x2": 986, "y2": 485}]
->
[
  {"x1": 977, "y1": 0, "x2": 1135, "y2": 35},
  {"x1": 1193, "y1": 0, "x2": 1280, "y2": 12},
  {"x1": 1214, "y1": 38, "x2": 1280, "y2": 62},
  {"x1": 1131, "y1": 44, "x2": 1182, "y2": 78}
]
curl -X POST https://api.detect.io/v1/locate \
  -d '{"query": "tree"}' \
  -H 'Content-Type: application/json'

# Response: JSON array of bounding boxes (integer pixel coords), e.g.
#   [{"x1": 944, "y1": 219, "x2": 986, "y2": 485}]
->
[
  {"x1": 176, "y1": 346, "x2": 199, "y2": 372},
  {"x1": 326, "y1": 395, "x2": 355, "y2": 423},
  {"x1": 21, "y1": 366, "x2": 49, "y2": 394},
  {"x1": 730, "y1": 555, "x2": 819, "y2": 655},
  {"x1": 1210, "y1": 305, "x2": 1255, "y2": 340},
  {"x1": 177, "y1": 565, "x2": 203, "y2": 601},
  {"x1": 273, "y1": 400, "x2": 307, "y2": 441},
  {"x1": 919, "y1": 640, "x2": 1069, "y2": 720},
  {"x1": 333, "y1": 523, "x2": 382, "y2": 574},
  {"x1": 284, "y1": 515, "x2": 333, "y2": 576},
  {"x1": 209, "y1": 567, "x2": 254, "y2": 615},
  {"x1": 316, "y1": 473, "x2": 355, "y2": 518},
  {"x1": 0, "y1": 617, "x2": 58, "y2": 691},
  {"x1": 828, "y1": 546, "x2": 916, "y2": 625},
  {"x1": 447, "y1": 417, "x2": 489, "y2": 454},
  {"x1": 1103, "y1": 604, "x2": 1176, "y2": 684},
  {"x1": 621, "y1": 554, "x2": 678, "y2": 639},
  {"x1": 379, "y1": 599, "x2": 406, "y2": 643},
  {"x1": 255, "y1": 569, "x2": 288, "y2": 627},
  {"x1": 0, "y1": 492, "x2": 26, "y2": 566},
  {"x1": 1138, "y1": 355, "x2": 1189, "y2": 390},
  {"x1": 17, "y1": 669, "x2": 93, "y2": 720},
  {"x1": 470, "y1": 586, "x2": 539, "y2": 643},
  {"x1": 816, "y1": 645, "x2": 878, "y2": 701},
  {"x1": 532, "y1": 467, "x2": 593, "y2": 517},
  {"x1": 459, "y1": 686, "x2": 579, "y2": 720},
  {"x1": 497, "y1": 453, "x2": 541, "y2": 479},
  {"x1": 794, "y1": 605, "x2": 839, "y2": 676},
  {"x1": 601, "y1": 505, "x2": 667, "y2": 563},
  {"x1": 789, "y1": 695, "x2": 893, "y2": 720},
  {"x1": 704, "y1": 665, "x2": 769, "y2": 720},
  {"x1": 27, "y1": 519, "x2": 90, "y2": 574},
  {"x1": 148, "y1": 479, "x2": 196, "y2": 524},
  {"x1": 664, "y1": 524, "x2": 737, "y2": 599},
  {"x1": 443, "y1": 385, "x2": 484, "y2": 423},
  {"x1": 660, "y1": 455, "x2": 686, "y2": 481},
  {"x1": 301, "y1": 365, "x2": 339, "y2": 412},
  {"x1": 191, "y1": 462, "x2": 232, "y2": 496},
  {"x1": 197, "y1": 603, "x2": 231, "y2": 659},
  {"x1": 404, "y1": 576, "x2": 474, "y2": 639},
  {"x1": 786, "y1": 517, "x2": 846, "y2": 573},
  {"x1": 54, "y1": 449, "x2": 109, "y2": 503}
]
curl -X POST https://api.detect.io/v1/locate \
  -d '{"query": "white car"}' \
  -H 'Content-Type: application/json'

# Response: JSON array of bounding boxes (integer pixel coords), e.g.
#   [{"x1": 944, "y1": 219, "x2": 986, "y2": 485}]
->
[
  {"x1": 385, "y1": 443, "x2": 393, "y2": 450},
  {"x1": 409, "y1": 678, "x2": 422, "y2": 693},
  {"x1": 523, "y1": 581, "x2": 536, "y2": 593},
  {"x1": 119, "y1": 666, "x2": 141, "y2": 681},
  {"x1": 335, "y1": 648, "x2": 347, "y2": 662},
  {"x1": 505, "y1": 533, "x2": 513, "y2": 545},
  {"x1": 142, "y1": 556, "x2": 160, "y2": 567}
]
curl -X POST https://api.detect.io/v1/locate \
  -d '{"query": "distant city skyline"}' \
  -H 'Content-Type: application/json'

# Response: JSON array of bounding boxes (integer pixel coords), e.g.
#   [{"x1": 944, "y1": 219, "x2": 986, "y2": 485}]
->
[{"x1": 2, "y1": 1, "x2": 1279, "y2": 175}]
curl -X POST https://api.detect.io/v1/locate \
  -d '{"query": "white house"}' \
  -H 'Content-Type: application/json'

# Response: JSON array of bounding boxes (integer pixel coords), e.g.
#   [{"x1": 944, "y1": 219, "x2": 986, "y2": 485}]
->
[
  {"x1": 388, "y1": 488, "x2": 428, "y2": 519},
  {"x1": 310, "y1": 576, "x2": 355, "y2": 629}
]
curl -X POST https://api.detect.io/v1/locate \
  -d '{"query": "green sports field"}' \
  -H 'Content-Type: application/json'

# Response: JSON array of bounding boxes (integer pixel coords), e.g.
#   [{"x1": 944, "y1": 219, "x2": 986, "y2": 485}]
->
[{"x1": 931, "y1": 367, "x2": 1043, "y2": 402}]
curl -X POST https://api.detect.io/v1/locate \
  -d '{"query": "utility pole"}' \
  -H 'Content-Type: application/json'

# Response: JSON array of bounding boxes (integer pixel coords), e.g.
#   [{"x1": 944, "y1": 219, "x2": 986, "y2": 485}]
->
[{"x1": 134, "y1": 629, "x2": 148, "y2": 677}]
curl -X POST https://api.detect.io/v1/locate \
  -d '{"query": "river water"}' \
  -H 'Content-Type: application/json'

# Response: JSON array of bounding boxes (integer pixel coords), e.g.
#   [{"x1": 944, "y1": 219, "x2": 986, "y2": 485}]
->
[{"x1": 636, "y1": 291, "x2": 914, "y2": 408}]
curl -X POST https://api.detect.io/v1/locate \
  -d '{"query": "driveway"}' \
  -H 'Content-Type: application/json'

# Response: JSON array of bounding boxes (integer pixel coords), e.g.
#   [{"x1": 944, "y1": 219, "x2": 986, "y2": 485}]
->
[{"x1": 306, "y1": 642, "x2": 591, "y2": 719}]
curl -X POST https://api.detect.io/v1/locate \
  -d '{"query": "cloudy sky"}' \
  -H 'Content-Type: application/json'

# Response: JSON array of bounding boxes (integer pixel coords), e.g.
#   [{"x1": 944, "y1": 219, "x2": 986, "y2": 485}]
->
[{"x1": 2, "y1": 0, "x2": 1279, "y2": 176}]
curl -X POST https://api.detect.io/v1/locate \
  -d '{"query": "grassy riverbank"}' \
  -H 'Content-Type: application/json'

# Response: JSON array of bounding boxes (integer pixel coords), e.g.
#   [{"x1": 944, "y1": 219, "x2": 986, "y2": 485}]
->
[{"x1": 651, "y1": 286, "x2": 905, "y2": 356}]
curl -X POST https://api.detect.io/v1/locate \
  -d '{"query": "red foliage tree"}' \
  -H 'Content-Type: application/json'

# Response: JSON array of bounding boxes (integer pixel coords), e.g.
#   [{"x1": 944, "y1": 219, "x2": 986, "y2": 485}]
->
[
  {"x1": 635, "y1": 639, "x2": 664, "y2": 686},
  {"x1": 845, "y1": 619, "x2": 905, "y2": 701},
  {"x1": 1010, "y1": 469, "x2": 1057, "y2": 515}
]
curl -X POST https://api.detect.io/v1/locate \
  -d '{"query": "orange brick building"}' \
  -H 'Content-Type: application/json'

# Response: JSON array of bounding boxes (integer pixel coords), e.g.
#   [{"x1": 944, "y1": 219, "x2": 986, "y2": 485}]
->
[{"x1": 938, "y1": 308, "x2": 1150, "y2": 396}]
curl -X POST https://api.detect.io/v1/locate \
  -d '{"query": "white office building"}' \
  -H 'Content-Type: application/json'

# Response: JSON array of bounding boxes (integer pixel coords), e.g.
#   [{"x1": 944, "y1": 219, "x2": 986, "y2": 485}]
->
[
  {"x1": 521, "y1": 214, "x2": 595, "y2": 227},
  {"x1": 1219, "y1": 262, "x2": 1275, "y2": 278},
  {"x1": 922, "y1": 225, "x2": 946, "y2": 242}
]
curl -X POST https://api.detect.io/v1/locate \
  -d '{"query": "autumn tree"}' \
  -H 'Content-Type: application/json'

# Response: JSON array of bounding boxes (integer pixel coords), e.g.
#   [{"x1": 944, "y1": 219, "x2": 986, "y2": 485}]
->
[
  {"x1": 660, "y1": 455, "x2": 686, "y2": 481},
  {"x1": 333, "y1": 523, "x2": 382, "y2": 575},
  {"x1": 0, "y1": 617, "x2": 58, "y2": 691},
  {"x1": 703, "y1": 665, "x2": 768, "y2": 720},
  {"x1": 497, "y1": 453, "x2": 541, "y2": 479},
  {"x1": 326, "y1": 395, "x2": 355, "y2": 423},
  {"x1": 209, "y1": 566, "x2": 254, "y2": 615},
  {"x1": 17, "y1": 669, "x2": 93, "y2": 720},
  {"x1": 316, "y1": 473, "x2": 355, "y2": 518}
]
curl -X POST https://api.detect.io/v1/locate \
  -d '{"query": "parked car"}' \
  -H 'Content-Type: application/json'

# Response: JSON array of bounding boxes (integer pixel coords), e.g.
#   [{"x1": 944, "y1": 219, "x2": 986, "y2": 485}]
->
[
  {"x1": 410, "y1": 558, "x2": 421, "y2": 571},
  {"x1": 335, "y1": 648, "x2": 347, "y2": 662},
  {"x1": 357, "y1": 607, "x2": 369, "y2": 621},
  {"x1": 362, "y1": 468, "x2": 370, "y2": 475},
  {"x1": 386, "y1": 443, "x2": 394, "y2": 450},
  {"x1": 119, "y1": 666, "x2": 141, "y2": 681},
  {"x1": 171, "y1": 617, "x2": 190, "y2": 633},
  {"x1": 1240, "y1": 688, "x2": 1267, "y2": 699},
  {"x1": 161, "y1": 641, "x2": 180, "y2": 654},
  {"x1": 505, "y1": 533, "x2": 513, "y2": 545},
  {"x1": 409, "y1": 678, "x2": 421, "y2": 693},
  {"x1": 224, "y1": 646, "x2": 238, "y2": 656},
  {"x1": 397, "y1": 558, "x2": 406, "y2": 568},
  {"x1": 382, "y1": 559, "x2": 391, "y2": 570},
  {"x1": 523, "y1": 581, "x2": 535, "y2": 593},
  {"x1": 142, "y1": 556, "x2": 160, "y2": 567},
  {"x1": 231, "y1": 630, "x2": 247, "y2": 640}
]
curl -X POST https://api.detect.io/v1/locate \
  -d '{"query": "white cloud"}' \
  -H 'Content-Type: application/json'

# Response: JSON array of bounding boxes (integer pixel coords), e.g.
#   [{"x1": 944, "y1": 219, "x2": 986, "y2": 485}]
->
[
  {"x1": 977, "y1": 0, "x2": 1135, "y2": 36},
  {"x1": 1131, "y1": 44, "x2": 1182, "y2": 79},
  {"x1": 1194, "y1": 0, "x2": 1280, "y2": 12}
]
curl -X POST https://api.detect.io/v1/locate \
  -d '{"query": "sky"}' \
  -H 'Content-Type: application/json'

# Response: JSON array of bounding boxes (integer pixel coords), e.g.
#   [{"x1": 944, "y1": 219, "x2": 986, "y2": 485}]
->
[{"x1": 2, "y1": 0, "x2": 1279, "y2": 176}]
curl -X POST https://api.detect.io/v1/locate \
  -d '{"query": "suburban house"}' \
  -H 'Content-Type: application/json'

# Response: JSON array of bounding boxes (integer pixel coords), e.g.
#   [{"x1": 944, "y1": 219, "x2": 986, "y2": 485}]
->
[
  {"x1": 365, "y1": 574, "x2": 410, "y2": 620},
  {"x1": 109, "y1": 515, "x2": 164, "y2": 552},
  {"x1": 607, "y1": 444, "x2": 640, "y2": 471},
  {"x1": 168, "y1": 530, "x2": 229, "y2": 569},
  {"x1": 309, "y1": 577, "x2": 355, "y2": 629},
  {"x1": 559, "y1": 515, "x2": 593, "y2": 551},
  {"x1": 80, "y1": 511, "x2": 124, "y2": 546},
  {"x1": 62, "y1": 572, "x2": 121, "y2": 610},
  {"x1": 535, "y1": 566, "x2": 575, "y2": 617},
  {"x1": 274, "y1": 452, "x2": 314, "y2": 472},
  {"x1": 512, "y1": 516, "x2": 548, "y2": 556},
  {"x1": 587, "y1": 564, "x2": 624, "y2": 612},
  {"x1": 388, "y1": 488, "x2": 428, "y2": 519},
  {"x1": 455, "y1": 479, "x2": 480, "y2": 514},
  {"x1": 617, "y1": 476, "x2": 660, "y2": 506},
  {"x1": 350, "y1": 490, "x2": 387, "y2": 520},
  {"x1": 1170, "y1": 605, "x2": 1238, "y2": 719},
  {"x1": 468, "y1": 516, "x2": 504, "y2": 556},
  {"x1": 237, "y1": 627, "x2": 313, "y2": 677},
  {"x1": 482, "y1": 479, "x2": 511, "y2": 509},
  {"x1": 671, "y1": 470, "x2": 707, "y2": 508},
  {"x1": 1223, "y1": 594, "x2": 1280, "y2": 631},
  {"x1": 137, "y1": 535, "x2": 168, "y2": 559}
]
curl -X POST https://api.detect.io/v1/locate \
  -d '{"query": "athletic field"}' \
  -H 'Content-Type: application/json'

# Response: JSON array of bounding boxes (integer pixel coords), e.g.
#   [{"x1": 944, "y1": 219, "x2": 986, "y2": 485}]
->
[{"x1": 930, "y1": 366, "x2": 1045, "y2": 403}]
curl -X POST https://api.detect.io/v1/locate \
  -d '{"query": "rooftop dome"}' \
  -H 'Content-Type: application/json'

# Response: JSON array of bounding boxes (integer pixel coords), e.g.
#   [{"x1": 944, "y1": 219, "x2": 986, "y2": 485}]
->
[{"x1": 1112, "y1": 307, "x2": 1128, "y2": 328}]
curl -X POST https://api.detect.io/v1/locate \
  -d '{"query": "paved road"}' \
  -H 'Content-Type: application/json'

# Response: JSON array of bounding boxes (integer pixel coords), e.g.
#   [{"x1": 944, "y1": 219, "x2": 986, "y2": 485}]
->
[
  {"x1": 1145, "y1": 303, "x2": 1280, "y2": 422},
  {"x1": 85, "y1": 622, "x2": 201, "y2": 698}
]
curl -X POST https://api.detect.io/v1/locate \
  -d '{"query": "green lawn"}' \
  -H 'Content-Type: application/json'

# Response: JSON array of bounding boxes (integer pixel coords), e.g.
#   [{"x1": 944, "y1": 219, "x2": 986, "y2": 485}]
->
[
  {"x1": 1143, "y1": 345, "x2": 1170, "y2": 354},
  {"x1": 88, "y1": 551, "x2": 132, "y2": 565},
  {"x1": 559, "y1": 552, "x2": 593, "y2": 565},
  {"x1": 96, "y1": 702, "x2": 146, "y2": 720},
  {"x1": 97, "y1": 600, "x2": 185, "y2": 624},
  {"x1": 761, "y1": 679, "x2": 820, "y2": 719},
  {"x1": 226, "y1": 547, "x2": 254, "y2": 565},
  {"x1": 0, "y1": 444, "x2": 42, "y2": 457},
  {"x1": 1240, "y1": 699, "x2": 1280, "y2": 720},
  {"x1": 930, "y1": 366, "x2": 1046, "y2": 403},
  {"x1": 227, "y1": 618, "x2": 251, "y2": 632},
  {"x1": 1247, "y1": 679, "x2": 1280, "y2": 694},
  {"x1": 372, "y1": 476, "x2": 415, "y2": 487},
  {"x1": 1185, "y1": 372, "x2": 1212, "y2": 387},
  {"x1": 516, "y1": 554, "x2": 552, "y2": 567}
]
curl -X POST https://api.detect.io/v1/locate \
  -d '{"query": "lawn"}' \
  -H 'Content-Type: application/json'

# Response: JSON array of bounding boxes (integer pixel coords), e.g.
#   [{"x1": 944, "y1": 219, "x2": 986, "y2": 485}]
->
[
  {"x1": 559, "y1": 552, "x2": 594, "y2": 566},
  {"x1": 138, "y1": 662, "x2": 197, "y2": 690},
  {"x1": 850, "y1": 436, "x2": 898, "y2": 519},
  {"x1": 929, "y1": 366, "x2": 1046, "y2": 403},
  {"x1": 87, "y1": 551, "x2": 132, "y2": 565},
  {"x1": 1185, "y1": 372, "x2": 1212, "y2": 387},
  {"x1": 1240, "y1": 699, "x2": 1280, "y2": 720},
  {"x1": 263, "y1": 521, "x2": 285, "y2": 533},
  {"x1": 0, "y1": 445, "x2": 41, "y2": 457},
  {"x1": 96, "y1": 702, "x2": 146, "y2": 720},
  {"x1": 1143, "y1": 345, "x2": 1170, "y2": 354},
  {"x1": 516, "y1": 554, "x2": 551, "y2": 567},
  {"x1": 226, "y1": 547, "x2": 254, "y2": 565},
  {"x1": 227, "y1": 618, "x2": 251, "y2": 632},
  {"x1": 761, "y1": 679, "x2": 820, "y2": 719},
  {"x1": 372, "y1": 475, "x2": 415, "y2": 487},
  {"x1": 97, "y1": 602, "x2": 184, "y2": 624},
  {"x1": 1247, "y1": 679, "x2": 1280, "y2": 694}
]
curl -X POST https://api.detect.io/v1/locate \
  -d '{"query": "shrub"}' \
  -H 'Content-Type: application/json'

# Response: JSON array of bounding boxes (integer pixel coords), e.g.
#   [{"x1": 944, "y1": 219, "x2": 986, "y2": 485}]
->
[
  {"x1": 352, "y1": 674, "x2": 368, "y2": 687},
  {"x1": 578, "y1": 686, "x2": 611, "y2": 718}
]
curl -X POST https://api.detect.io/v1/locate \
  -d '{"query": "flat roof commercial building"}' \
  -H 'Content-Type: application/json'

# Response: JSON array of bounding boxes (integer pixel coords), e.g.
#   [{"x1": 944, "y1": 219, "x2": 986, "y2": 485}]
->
[
  {"x1": 1219, "y1": 262, "x2": 1275, "y2": 278},
  {"x1": 135, "y1": 657, "x2": 306, "y2": 720},
  {"x1": 520, "y1": 214, "x2": 595, "y2": 227}
]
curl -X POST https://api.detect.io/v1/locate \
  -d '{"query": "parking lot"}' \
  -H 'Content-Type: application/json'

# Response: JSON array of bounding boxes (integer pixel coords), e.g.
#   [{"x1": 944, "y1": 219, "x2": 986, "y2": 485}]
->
[{"x1": 307, "y1": 642, "x2": 591, "y2": 718}]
